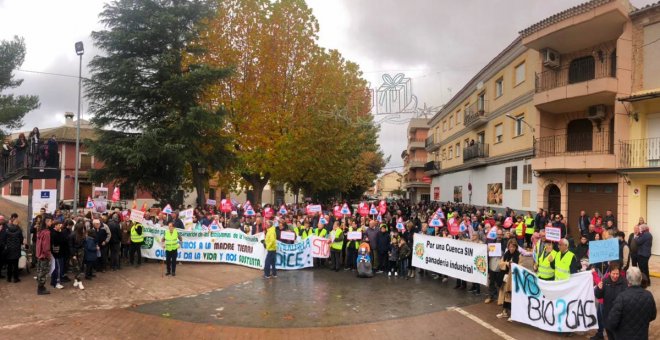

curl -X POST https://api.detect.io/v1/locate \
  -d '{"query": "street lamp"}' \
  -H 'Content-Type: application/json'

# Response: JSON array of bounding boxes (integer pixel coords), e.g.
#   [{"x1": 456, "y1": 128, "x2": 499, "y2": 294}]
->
[
  {"x1": 505, "y1": 113, "x2": 536, "y2": 155},
  {"x1": 74, "y1": 41, "x2": 84, "y2": 212}
]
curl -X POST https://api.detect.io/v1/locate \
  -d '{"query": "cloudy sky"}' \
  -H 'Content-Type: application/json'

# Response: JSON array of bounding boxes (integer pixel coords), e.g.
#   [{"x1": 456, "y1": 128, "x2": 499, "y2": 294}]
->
[{"x1": 1, "y1": 0, "x2": 655, "y2": 172}]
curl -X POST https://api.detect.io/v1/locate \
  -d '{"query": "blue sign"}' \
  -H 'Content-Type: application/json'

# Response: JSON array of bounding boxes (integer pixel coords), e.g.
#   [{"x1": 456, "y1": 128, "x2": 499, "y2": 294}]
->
[
  {"x1": 430, "y1": 218, "x2": 441, "y2": 227},
  {"x1": 340, "y1": 207, "x2": 350, "y2": 215},
  {"x1": 40, "y1": 191, "x2": 50, "y2": 198},
  {"x1": 319, "y1": 217, "x2": 328, "y2": 225},
  {"x1": 589, "y1": 238, "x2": 619, "y2": 264}
]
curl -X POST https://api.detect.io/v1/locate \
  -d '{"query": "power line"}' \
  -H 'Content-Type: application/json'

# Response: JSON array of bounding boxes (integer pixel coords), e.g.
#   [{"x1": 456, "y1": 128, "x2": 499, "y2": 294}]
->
[{"x1": 17, "y1": 69, "x2": 84, "y2": 79}]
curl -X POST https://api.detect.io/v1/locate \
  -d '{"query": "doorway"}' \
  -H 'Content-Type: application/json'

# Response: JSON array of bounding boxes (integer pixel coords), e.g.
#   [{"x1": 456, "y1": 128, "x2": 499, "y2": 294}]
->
[{"x1": 547, "y1": 184, "x2": 561, "y2": 217}]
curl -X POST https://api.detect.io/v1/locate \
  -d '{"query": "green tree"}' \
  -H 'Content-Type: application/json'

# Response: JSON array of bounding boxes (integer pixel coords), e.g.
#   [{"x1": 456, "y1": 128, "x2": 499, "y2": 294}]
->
[
  {"x1": 85, "y1": 0, "x2": 234, "y2": 206},
  {"x1": 0, "y1": 36, "x2": 39, "y2": 139}
]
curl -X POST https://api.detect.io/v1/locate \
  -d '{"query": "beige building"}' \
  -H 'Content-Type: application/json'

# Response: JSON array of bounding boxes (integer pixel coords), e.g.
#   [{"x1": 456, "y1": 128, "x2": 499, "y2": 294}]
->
[
  {"x1": 520, "y1": 0, "x2": 634, "y2": 239},
  {"x1": 618, "y1": 2, "x2": 660, "y2": 254},
  {"x1": 374, "y1": 171, "x2": 403, "y2": 199},
  {"x1": 402, "y1": 118, "x2": 431, "y2": 203},
  {"x1": 426, "y1": 38, "x2": 538, "y2": 213}
]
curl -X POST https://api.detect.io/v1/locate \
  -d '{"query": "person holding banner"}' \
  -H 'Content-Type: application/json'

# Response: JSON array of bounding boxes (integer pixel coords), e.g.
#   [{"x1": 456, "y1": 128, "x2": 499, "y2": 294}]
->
[
  {"x1": 344, "y1": 221, "x2": 360, "y2": 271},
  {"x1": 549, "y1": 238, "x2": 580, "y2": 281},
  {"x1": 485, "y1": 228, "x2": 504, "y2": 304},
  {"x1": 129, "y1": 222, "x2": 144, "y2": 267},
  {"x1": 534, "y1": 239, "x2": 557, "y2": 281},
  {"x1": 161, "y1": 222, "x2": 182, "y2": 276},
  {"x1": 496, "y1": 239, "x2": 520, "y2": 320},
  {"x1": 330, "y1": 222, "x2": 344, "y2": 272}
]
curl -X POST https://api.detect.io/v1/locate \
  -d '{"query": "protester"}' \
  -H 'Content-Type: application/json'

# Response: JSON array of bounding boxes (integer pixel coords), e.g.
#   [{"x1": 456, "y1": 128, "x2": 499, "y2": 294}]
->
[
  {"x1": 84, "y1": 229, "x2": 99, "y2": 280},
  {"x1": 36, "y1": 215, "x2": 53, "y2": 295},
  {"x1": 549, "y1": 238, "x2": 579, "y2": 281},
  {"x1": 2, "y1": 219, "x2": 23, "y2": 283},
  {"x1": 69, "y1": 222, "x2": 86, "y2": 290},
  {"x1": 628, "y1": 223, "x2": 640, "y2": 267},
  {"x1": 264, "y1": 220, "x2": 277, "y2": 279},
  {"x1": 608, "y1": 267, "x2": 656, "y2": 339},
  {"x1": 592, "y1": 263, "x2": 626, "y2": 340},
  {"x1": 636, "y1": 224, "x2": 653, "y2": 285},
  {"x1": 496, "y1": 239, "x2": 519, "y2": 321},
  {"x1": 129, "y1": 222, "x2": 144, "y2": 267},
  {"x1": 161, "y1": 222, "x2": 182, "y2": 276}
]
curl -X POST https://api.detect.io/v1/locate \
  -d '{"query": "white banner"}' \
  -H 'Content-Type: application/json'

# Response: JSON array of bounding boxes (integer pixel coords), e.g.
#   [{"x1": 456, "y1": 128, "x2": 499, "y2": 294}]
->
[
  {"x1": 276, "y1": 238, "x2": 313, "y2": 270},
  {"x1": 93, "y1": 187, "x2": 108, "y2": 213},
  {"x1": 511, "y1": 263, "x2": 598, "y2": 333},
  {"x1": 412, "y1": 234, "x2": 488, "y2": 285},
  {"x1": 280, "y1": 231, "x2": 296, "y2": 241},
  {"x1": 130, "y1": 209, "x2": 145, "y2": 224},
  {"x1": 32, "y1": 190, "x2": 57, "y2": 217},
  {"x1": 310, "y1": 236, "x2": 330, "y2": 258},
  {"x1": 179, "y1": 208, "x2": 194, "y2": 230},
  {"x1": 140, "y1": 226, "x2": 266, "y2": 269}
]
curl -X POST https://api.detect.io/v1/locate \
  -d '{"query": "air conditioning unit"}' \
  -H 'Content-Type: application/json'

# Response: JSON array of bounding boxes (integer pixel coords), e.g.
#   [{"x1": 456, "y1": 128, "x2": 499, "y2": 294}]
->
[
  {"x1": 588, "y1": 105, "x2": 606, "y2": 120},
  {"x1": 542, "y1": 48, "x2": 560, "y2": 69}
]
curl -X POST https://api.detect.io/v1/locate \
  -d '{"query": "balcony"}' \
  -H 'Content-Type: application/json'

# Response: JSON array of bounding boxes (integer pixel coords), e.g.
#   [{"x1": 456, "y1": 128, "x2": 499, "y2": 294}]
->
[
  {"x1": 408, "y1": 118, "x2": 429, "y2": 133},
  {"x1": 619, "y1": 138, "x2": 660, "y2": 170},
  {"x1": 463, "y1": 143, "x2": 489, "y2": 163},
  {"x1": 464, "y1": 101, "x2": 489, "y2": 129},
  {"x1": 425, "y1": 135, "x2": 440, "y2": 152},
  {"x1": 424, "y1": 161, "x2": 441, "y2": 176},
  {"x1": 404, "y1": 175, "x2": 431, "y2": 188},
  {"x1": 534, "y1": 55, "x2": 618, "y2": 113},
  {"x1": 408, "y1": 137, "x2": 426, "y2": 150},
  {"x1": 533, "y1": 131, "x2": 615, "y2": 172},
  {"x1": 406, "y1": 158, "x2": 426, "y2": 169}
]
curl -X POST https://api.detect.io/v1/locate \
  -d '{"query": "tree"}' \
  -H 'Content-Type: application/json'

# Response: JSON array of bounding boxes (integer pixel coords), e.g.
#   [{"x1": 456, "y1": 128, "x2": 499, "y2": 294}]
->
[
  {"x1": 86, "y1": 0, "x2": 234, "y2": 206},
  {"x1": 0, "y1": 36, "x2": 39, "y2": 139},
  {"x1": 197, "y1": 0, "x2": 384, "y2": 204}
]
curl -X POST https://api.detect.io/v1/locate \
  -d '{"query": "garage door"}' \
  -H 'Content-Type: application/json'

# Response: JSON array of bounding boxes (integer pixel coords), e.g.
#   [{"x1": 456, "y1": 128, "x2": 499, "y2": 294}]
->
[
  {"x1": 567, "y1": 183, "x2": 618, "y2": 240},
  {"x1": 648, "y1": 186, "x2": 660, "y2": 255}
]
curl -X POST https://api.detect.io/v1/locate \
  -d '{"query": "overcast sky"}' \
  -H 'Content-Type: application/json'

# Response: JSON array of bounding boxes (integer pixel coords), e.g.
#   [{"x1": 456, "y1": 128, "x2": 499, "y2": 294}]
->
[{"x1": 1, "y1": 0, "x2": 655, "y2": 172}]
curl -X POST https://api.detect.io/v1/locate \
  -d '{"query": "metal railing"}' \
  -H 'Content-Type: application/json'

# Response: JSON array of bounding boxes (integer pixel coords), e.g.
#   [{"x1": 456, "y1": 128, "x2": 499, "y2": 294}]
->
[
  {"x1": 535, "y1": 131, "x2": 613, "y2": 157},
  {"x1": 463, "y1": 142, "x2": 489, "y2": 161},
  {"x1": 424, "y1": 161, "x2": 440, "y2": 172},
  {"x1": 464, "y1": 100, "x2": 489, "y2": 127},
  {"x1": 619, "y1": 137, "x2": 660, "y2": 169},
  {"x1": 425, "y1": 135, "x2": 439, "y2": 150},
  {"x1": 535, "y1": 55, "x2": 616, "y2": 93},
  {"x1": 0, "y1": 143, "x2": 60, "y2": 182}
]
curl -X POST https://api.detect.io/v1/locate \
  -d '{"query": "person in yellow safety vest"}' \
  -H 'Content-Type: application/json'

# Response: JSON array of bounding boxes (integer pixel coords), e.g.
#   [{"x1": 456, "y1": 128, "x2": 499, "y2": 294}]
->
[
  {"x1": 524, "y1": 212, "x2": 535, "y2": 249},
  {"x1": 549, "y1": 238, "x2": 580, "y2": 281},
  {"x1": 294, "y1": 221, "x2": 312, "y2": 240},
  {"x1": 264, "y1": 220, "x2": 278, "y2": 279},
  {"x1": 330, "y1": 222, "x2": 344, "y2": 272},
  {"x1": 514, "y1": 216, "x2": 526, "y2": 248},
  {"x1": 129, "y1": 222, "x2": 144, "y2": 267},
  {"x1": 344, "y1": 221, "x2": 361, "y2": 271},
  {"x1": 533, "y1": 239, "x2": 557, "y2": 280},
  {"x1": 313, "y1": 223, "x2": 328, "y2": 238},
  {"x1": 160, "y1": 222, "x2": 182, "y2": 276}
]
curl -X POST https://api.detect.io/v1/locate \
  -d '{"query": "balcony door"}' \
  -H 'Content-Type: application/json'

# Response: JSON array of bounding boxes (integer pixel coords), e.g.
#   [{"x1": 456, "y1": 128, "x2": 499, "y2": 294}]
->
[
  {"x1": 566, "y1": 119, "x2": 593, "y2": 152},
  {"x1": 568, "y1": 56, "x2": 595, "y2": 84},
  {"x1": 648, "y1": 114, "x2": 660, "y2": 166}
]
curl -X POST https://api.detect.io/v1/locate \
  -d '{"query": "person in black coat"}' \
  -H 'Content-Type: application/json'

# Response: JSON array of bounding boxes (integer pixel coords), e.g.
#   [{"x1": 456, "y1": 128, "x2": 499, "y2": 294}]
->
[
  {"x1": 2, "y1": 222, "x2": 24, "y2": 282},
  {"x1": 608, "y1": 267, "x2": 656, "y2": 340},
  {"x1": 593, "y1": 263, "x2": 627, "y2": 340},
  {"x1": 376, "y1": 224, "x2": 390, "y2": 273}
]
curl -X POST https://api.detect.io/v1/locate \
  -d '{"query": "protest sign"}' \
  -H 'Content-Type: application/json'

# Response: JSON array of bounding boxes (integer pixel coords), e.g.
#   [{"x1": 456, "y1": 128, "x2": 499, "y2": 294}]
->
[
  {"x1": 378, "y1": 200, "x2": 387, "y2": 214},
  {"x1": 358, "y1": 202, "x2": 369, "y2": 217},
  {"x1": 511, "y1": 263, "x2": 597, "y2": 333},
  {"x1": 32, "y1": 190, "x2": 57, "y2": 218},
  {"x1": 340, "y1": 203, "x2": 351, "y2": 215},
  {"x1": 162, "y1": 204, "x2": 173, "y2": 214},
  {"x1": 263, "y1": 207, "x2": 274, "y2": 219},
  {"x1": 333, "y1": 205, "x2": 342, "y2": 218},
  {"x1": 310, "y1": 236, "x2": 330, "y2": 258},
  {"x1": 206, "y1": 199, "x2": 216, "y2": 206},
  {"x1": 369, "y1": 204, "x2": 378, "y2": 215},
  {"x1": 487, "y1": 243, "x2": 502, "y2": 257},
  {"x1": 112, "y1": 187, "x2": 120, "y2": 202},
  {"x1": 92, "y1": 187, "x2": 108, "y2": 213},
  {"x1": 86, "y1": 196, "x2": 95, "y2": 209},
  {"x1": 307, "y1": 204, "x2": 322, "y2": 215},
  {"x1": 430, "y1": 218, "x2": 442, "y2": 227},
  {"x1": 179, "y1": 208, "x2": 194, "y2": 230},
  {"x1": 140, "y1": 226, "x2": 266, "y2": 269},
  {"x1": 130, "y1": 209, "x2": 145, "y2": 224},
  {"x1": 412, "y1": 234, "x2": 488, "y2": 285},
  {"x1": 588, "y1": 238, "x2": 619, "y2": 264},
  {"x1": 276, "y1": 238, "x2": 313, "y2": 270},
  {"x1": 280, "y1": 231, "x2": 296, "y2": 241},
  {"x1": 220, "y1": 199, "x2": 233, "y2": 213},
  {"x1": 545, "y1": 227, "x2": 561, "y2": 242},
  {"x1": 347, "y1": 231, "x2": 363, "y2": 240},
  {"x1": 279, "y1": 205, "x2": 288, "y2": 215}
]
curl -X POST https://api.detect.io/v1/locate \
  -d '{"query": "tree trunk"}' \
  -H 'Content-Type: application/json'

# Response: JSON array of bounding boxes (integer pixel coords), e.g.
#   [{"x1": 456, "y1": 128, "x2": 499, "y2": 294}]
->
[
  {"x1": 242, "y1": 173, "x2": 270, "y2": 207},
  {"x1": 191, "y1": 162, "x2": 206, "y2": 208}
]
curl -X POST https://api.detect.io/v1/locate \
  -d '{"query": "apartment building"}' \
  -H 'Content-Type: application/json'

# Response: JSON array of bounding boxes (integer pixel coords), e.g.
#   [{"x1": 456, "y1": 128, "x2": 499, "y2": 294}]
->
[
  {"x1": 425, "y1": 38, "x2": 538, "y2": 213},
  {"x1": 520, "y1": 0, "x2": 634, "y2": 239},
  {"x1": 618, "y1": 2, "x2": 660, "y2": 254},
  {"x1": 402, "y1": 118, "x2": 431, "y2": 203}
]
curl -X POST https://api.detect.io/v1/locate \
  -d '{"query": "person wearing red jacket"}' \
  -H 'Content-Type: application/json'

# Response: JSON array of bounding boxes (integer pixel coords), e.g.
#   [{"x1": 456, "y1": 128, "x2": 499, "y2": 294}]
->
[{"x1": 36, "y1": 215, "x2": 53, "y2": 295}]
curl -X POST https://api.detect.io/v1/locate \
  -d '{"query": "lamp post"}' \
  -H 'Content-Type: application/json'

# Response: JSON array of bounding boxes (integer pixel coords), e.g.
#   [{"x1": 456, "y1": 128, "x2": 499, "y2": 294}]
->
[
  {"x1": 74, "y1": 41, "x2": 84, "y2": 212},
  {"x1": 505, "y1": 113, "x2": 536, "y2": 156}
]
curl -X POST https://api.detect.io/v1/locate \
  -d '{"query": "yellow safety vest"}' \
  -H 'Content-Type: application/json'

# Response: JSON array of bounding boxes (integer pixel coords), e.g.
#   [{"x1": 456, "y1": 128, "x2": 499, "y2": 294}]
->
[
  {"x1": 265, "y1": 226, "x2": 277, "y2": 251},
  {"x1": 515, "y1": 222, "x2": 525, "y2": 237},
  {"x1": 347, "y1": 227, "x2": 360, "y2": 249},
  {"x1": 131, "y1": 224, "x2": 144, "y2": 243},
  {"x1": 164, "y1": 229, "x2": 179, "y2": 251},
  {"x1": 525, "y1": 217, "x2": 535, "y2": 235},
  {"x1": 331, "y1": 229, "x2": 343, "y2": 250},
  {"x1": 314, "y1": 228, "x2": 327, "y2": 238},
  {"x1": 537, "y1": 250, "x2": 557, "y2": 279},
  {"x1": 554, "y1": 251, "x2": 575, "y2": 281}
]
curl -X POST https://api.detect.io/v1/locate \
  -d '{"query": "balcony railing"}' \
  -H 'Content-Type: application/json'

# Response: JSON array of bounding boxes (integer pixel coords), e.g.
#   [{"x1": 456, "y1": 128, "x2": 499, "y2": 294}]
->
[
  {"x1": 425, "y1": 135, "x2": 440, "y2": 151},
  {"x1": 424, "y1": 161, "x2": 439, "y2": 172},
  {"x1": 463, "y1": 142, "x2": 489, "y2": 161},
  {"x1": 407, "y1": 158, "x2": 426, "y2": 168},
  {"x1": 0, "y1": 144, "x2": 60, "y2": 183},
  {"x1": 535, "y1": 131, "x2": 613, "y2": 157},
  {"x1": 619, "y1": 137, "x2": 660, "y2": 169},
  {"x1": 535, "y1": 55, "x2": 616, "y2": 93},
  {"x1": 464, "y1": 100, "x2": 489, "y2": 127}
]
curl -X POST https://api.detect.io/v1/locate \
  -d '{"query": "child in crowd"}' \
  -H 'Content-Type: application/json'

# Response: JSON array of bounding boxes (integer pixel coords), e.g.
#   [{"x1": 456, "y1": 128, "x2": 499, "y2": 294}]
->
[
  {"x1": 388, "y1": 234, "x2": 399, "y2": 277},
  {"x1": 398, "y1": 238, "x2": 411, "y2": 279}
]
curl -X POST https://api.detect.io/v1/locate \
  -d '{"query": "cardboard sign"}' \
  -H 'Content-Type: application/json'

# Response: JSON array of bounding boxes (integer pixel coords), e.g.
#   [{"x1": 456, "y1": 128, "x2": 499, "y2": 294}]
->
[
  {"x1": 279, "y1": 205, "x2": 288, "y2": 215},
  {"x1": 545, "y1": 226, "x2": 561, "y2": 242},
  {"x1": 589, "y1": 238, "x2": 619, "y2": 264},
  {"x1": 333, "y1": 205, "x2": 342, "y2": 218},
  {"x1": 162, "y1": 204, "x2": 173, "y2": 214},
  {"x1": 436, "y1": 209, "x2": 445, "y2": 219},
  {"x1": 307, "y1": 204, "x2": 322, "y2": 215},
  {"x1": 319, "y1": 216, "x2": 328, "y2": 225},
  {"x1": 347, "y1": 231, "x2": 363, "y2": 240},
  {"x1": 245, "y1": 208, "x2": 255, "y2": 216},
  {"x1": 487, "y1": 227, "x2": 498, "y2": 240},
  {"x1": 430, "y1": 218, "x2": 442, "y2": 227},
  {"x1": 340, "y1": 203, "x2": 351, "y2": 215},
  {"x1": 487, "y1": 243, "x2": 502, "y2": 257},
  {"x1": 358, "y1": 202, "x2": 369, "y2": 217},
  {"x1": 376, "y1": 214, "x2": 382, "y2": 222},
  {"x1": 280, "y1": 231, "x2": 296, "y2": 241},
  {"x1": 130, "y1": 209, "x2": 144, "y2": 224},
  {"x1": 86, "y1": 196, "x2": 95, "y2": 209},
  {"x1": 503, "y1": 217, "x2": 513, "y2": 228},
  {"x1": 369, "y1": 204, "x2": 378, "y2": 215},
  {"x1": 220, "y1": 199, "x2": 233, "y2": 213},
  {"x1": 206, "y1": 199, "x2": 217, "y2": 206},
  {"x1": 263, "y1": 207, "x2": 274, "y2": 219},
  {"x1": 378, "y1": 200, "x2": 387, "y2": 214}
]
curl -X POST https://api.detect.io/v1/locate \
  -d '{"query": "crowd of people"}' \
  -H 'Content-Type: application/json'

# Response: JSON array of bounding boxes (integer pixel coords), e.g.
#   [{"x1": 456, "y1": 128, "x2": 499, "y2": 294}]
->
[{"x1": 0, "y1": 198, "x2": 656, "y2": 337}]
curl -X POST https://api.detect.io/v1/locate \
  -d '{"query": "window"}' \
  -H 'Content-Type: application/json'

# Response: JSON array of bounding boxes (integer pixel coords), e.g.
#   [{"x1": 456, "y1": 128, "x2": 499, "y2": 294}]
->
[
  {"x1": 80, "y1": 153, "x2": 92, "y2": 171},
  {"x1": 455, "y1": 111, "x2": 460, "y2": 125},
  {"x1": 441, "y1": 149, "x2": 446, "y2": 161},
  {"x1": 514, "y1": 114, "x2": 524, "y2": 137},
  {"x1": 569, "y1": 56, "x2": 595, "y2": 84},
  {"x1": 455, "y1": 143, "x2": 461, "y2": 158},
  {"x1": 477, "y1": 92, "x2": 485, "y2": 112},
  {"x1": 496, "y1": 77, "x2": 504, "y2": 97},
  {"x1": 449, "y1": 116, "x2": 453, "y2": 129},
  {"x1": 505, "y1": 166, "x2": 518, "y2": 190},
  {"x1": 10, "y1": 181, "x2": 22, "y2": 196},
  {"x1": 448, "y1": 146, "x2": 453, "y2": 159},
  {"x1": 515, "y1": 62, "x2": 526, "y2": 85},
  {"x1": 443, "y1": 120, "x2": 447, "y2": 131},
  {"x1": 495, "y1": 124, "x2": 503, "y2": 143},
  {"x1": 522, "y1": 164, "x2": 532, "y2": 184}
]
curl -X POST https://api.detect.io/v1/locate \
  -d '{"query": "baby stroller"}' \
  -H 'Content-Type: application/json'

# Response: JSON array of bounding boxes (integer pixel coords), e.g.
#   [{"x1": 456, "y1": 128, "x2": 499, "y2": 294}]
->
[{"x1": 356, "y1": 247, "x2": 373, "y2": 278}]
